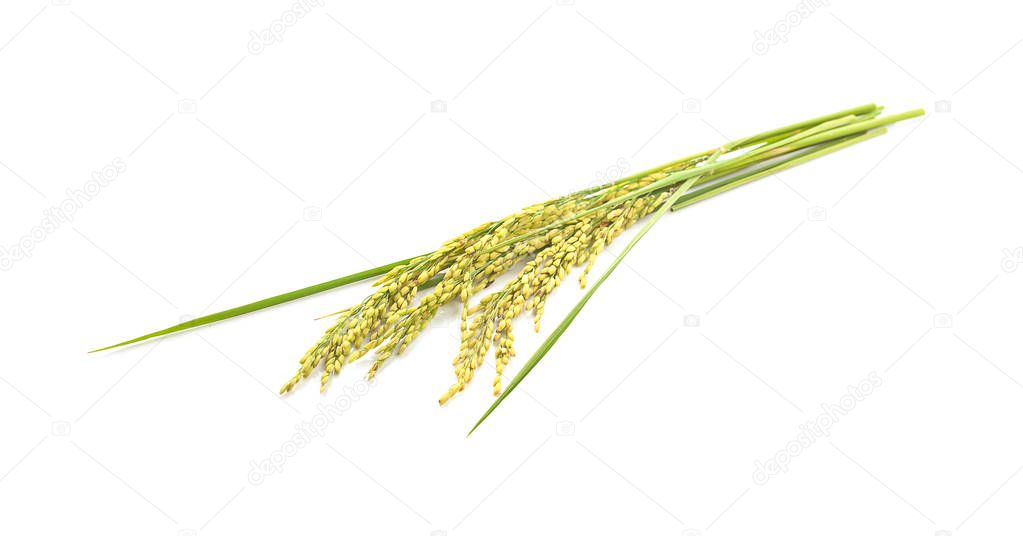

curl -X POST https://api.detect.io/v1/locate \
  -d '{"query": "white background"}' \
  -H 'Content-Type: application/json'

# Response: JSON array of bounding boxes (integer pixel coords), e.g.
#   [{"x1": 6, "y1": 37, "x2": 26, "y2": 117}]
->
[{"x1": 1, "y1": 0, "x2": 1021, "y2": 534}]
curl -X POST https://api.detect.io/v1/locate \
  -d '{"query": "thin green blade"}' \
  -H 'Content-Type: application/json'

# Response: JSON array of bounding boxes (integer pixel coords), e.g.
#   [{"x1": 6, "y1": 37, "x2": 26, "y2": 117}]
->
[{"x1": 89, "y1": 256, "x2": 420, "y2": 353}]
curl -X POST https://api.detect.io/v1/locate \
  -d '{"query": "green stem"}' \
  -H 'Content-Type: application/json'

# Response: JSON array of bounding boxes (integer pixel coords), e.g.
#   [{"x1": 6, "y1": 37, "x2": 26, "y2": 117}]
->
[
  {"x1": 672, "y1": 128, "x2": 887, "y2": 210},
  {"x1": 566, "y1": 104, "x2": 879, "y2": 197}
]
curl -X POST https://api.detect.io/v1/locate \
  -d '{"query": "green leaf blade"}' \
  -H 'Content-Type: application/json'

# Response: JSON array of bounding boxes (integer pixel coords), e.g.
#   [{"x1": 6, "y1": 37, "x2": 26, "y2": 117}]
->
[{"x1": 89, "y1": 256, "x2": 422, "y2": 353}]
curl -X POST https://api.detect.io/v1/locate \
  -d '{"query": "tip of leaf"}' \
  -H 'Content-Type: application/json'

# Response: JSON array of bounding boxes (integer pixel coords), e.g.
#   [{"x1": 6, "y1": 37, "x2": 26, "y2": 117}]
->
[
  {"x1": 89, "y1": 335, "x2": 150, "y2": 353},
  {"x1": 468, "y1": 397, "x2": 504, "y2": 437}
]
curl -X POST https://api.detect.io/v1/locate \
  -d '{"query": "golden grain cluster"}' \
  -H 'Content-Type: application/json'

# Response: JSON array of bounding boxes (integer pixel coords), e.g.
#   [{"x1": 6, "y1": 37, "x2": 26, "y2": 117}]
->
[{"x1": 280, "y1": 163, "x2": 696, "y2": 403}]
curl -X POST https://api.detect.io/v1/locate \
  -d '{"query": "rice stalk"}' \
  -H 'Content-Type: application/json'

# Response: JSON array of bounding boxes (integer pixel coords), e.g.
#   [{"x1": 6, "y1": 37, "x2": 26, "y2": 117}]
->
[{"x1": 91, "y1": 105, "x2": 924, "y2": 432}]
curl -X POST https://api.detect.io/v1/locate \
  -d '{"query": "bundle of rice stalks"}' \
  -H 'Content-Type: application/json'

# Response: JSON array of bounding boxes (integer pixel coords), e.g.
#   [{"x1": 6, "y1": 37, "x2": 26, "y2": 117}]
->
[{"x1": 93, "y1": 104, "x2": 923, "y2": 433}]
